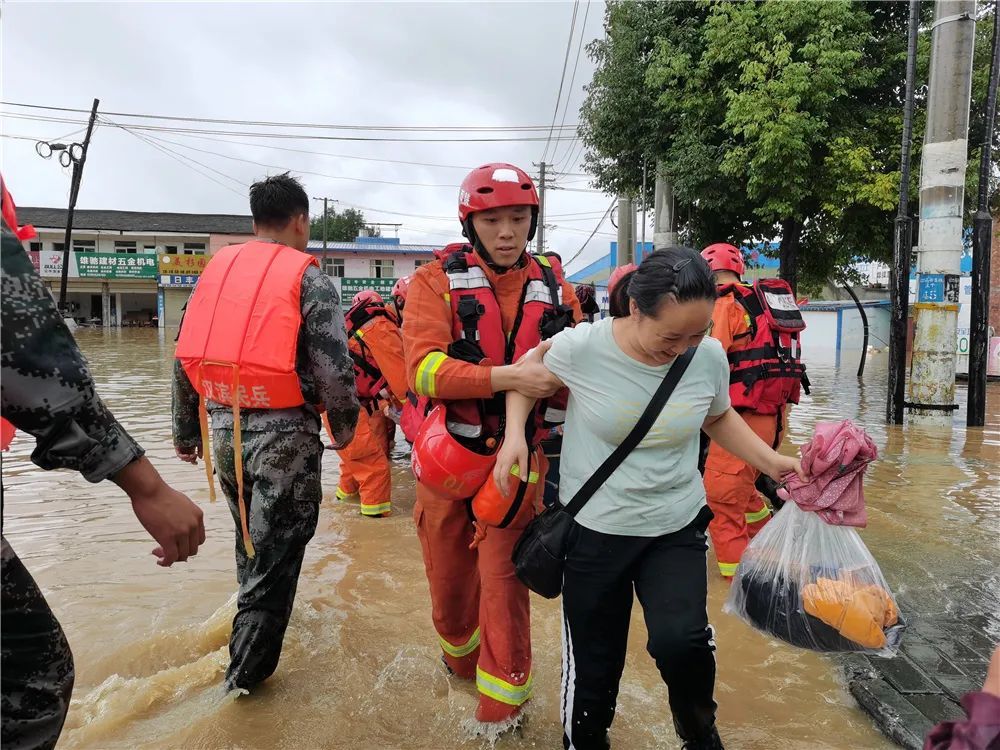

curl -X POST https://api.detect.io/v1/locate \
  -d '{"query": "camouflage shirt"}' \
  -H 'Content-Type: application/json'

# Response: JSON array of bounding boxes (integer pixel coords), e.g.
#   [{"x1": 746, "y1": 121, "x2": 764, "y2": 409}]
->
[
  {"x1": 0, "y1": 225, "x2": 144, "y2": 483},
  {"x1": 172, "y1": 262, "x2": 359, "y2": 446}
]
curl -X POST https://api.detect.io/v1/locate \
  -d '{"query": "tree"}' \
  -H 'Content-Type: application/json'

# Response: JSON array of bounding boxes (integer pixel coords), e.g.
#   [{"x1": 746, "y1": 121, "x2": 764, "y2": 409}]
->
[
  {"x1": 309, "y1": 206, "x2": 378, "y2": 242},
  {"x1": 579, "y1": 0, "x2": 996, "y2": 291}
]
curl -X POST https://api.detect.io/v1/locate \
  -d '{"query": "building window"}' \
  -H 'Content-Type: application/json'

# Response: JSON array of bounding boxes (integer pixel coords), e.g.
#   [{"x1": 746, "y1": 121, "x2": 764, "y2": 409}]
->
[
  {"x1": 323, "y1": 257, "x2": 345, "y2": 278},
  {"x1": 53, "y1": 242, "x2": 65, "y2": 252},
  {"x1": 115, "y1": 241, "x2": 138, "y2": 254},
  {"x1": 370, "y1": 259, "x2": 394, "y2": 279},
  {"x1": 142, "y1": 245, "x2": 157, "y2": 254},
  {"x1": 72, "y1": 239, "x2": 96, "y2": 253},
  {"x1": 414, "y1": 259, "x2": 430, "y2": 268},
  {"x1": 29, "y1": 241, "x2": 42, "y2": 253},
  {"x1": 164, "y1": 245, "x2": 178, "y2": 254},
  {"x1": 183, "y1": 242, "x2": 206, "y2": 255}
]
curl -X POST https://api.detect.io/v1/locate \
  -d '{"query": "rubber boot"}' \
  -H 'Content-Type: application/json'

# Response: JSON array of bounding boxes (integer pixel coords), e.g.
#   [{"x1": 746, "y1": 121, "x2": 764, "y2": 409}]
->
[
  {"x1": 442, "y1": 651, "x2": 477, "y2": 680},
  {"x1": 475, "y1": 694, "x2": 523, "y2": 724}
]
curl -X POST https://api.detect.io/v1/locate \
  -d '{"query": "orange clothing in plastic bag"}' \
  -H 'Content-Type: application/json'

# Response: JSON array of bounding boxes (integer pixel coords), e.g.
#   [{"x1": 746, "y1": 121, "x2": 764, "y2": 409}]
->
[{"x1": 801, "y1": 577, "x2": 899, "y2": 649}]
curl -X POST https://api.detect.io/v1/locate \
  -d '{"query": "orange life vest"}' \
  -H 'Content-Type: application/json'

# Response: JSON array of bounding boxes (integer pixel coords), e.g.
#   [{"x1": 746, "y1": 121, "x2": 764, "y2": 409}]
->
[
  {"x1": 720, "y1": 278, "x2": 809, "y2": 415},
  {"x1": 344, "y1": 300, "x2": 396, "y2": 402},
  {"x1": 402, "y1": 248, "x2": 574, "y2": 447},
  {"x1": 174, "y1": 240, "x2": 317, "y2": 558}
]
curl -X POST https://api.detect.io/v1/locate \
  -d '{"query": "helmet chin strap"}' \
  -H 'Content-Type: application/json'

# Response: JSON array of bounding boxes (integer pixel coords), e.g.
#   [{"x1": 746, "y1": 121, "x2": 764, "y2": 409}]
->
[{"x1": 461, "y1": 208, "x2": 538, "y2": 274}]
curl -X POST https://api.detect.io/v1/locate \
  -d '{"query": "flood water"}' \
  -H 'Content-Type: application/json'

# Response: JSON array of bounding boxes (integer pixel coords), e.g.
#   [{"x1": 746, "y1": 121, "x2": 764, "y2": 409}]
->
[{"x1": 2, "y1": 330, "x2": 998, "y2": 750}]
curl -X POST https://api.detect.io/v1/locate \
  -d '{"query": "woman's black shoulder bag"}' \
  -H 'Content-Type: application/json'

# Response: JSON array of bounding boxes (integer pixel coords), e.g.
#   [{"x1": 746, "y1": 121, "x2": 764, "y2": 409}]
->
[{"x1": 511, "y1": 346, "x2": 698, "y2": 598}]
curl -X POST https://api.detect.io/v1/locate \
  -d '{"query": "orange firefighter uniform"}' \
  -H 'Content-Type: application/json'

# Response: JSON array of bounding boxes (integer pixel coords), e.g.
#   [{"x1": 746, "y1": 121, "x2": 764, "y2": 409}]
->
[
  {"x1": 335, "y1": 305, "x2": 408, "y2": 517},
  {"x1": 403, "y1": 256, "x2": 581, "y2": 721},
  {"x1": 704, "y1": 292, "x2": 785, "y2": 579}
]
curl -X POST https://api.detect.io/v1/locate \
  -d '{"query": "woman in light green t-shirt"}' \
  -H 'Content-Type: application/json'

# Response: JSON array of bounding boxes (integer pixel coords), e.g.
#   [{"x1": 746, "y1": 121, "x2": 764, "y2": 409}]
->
[{"x1": 496, "y1": 247, "x2": 803, "y2": 750}]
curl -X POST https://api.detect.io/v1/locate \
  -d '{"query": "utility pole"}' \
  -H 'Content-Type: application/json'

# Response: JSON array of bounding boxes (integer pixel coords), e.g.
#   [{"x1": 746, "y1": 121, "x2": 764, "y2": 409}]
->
[
  {"x1": 968, "y1": 0, "x2": 1000, "y2": 427},
  {"x1": 312, "y1": 196, "x2": 337, "y2": 272},
  {"x1": 616, "y1": 196, "x2": 635, "y2": 265},
  {"x1": 909, "y1": 0, "x2": 976, "y2": 426},
  {"x1": 887, "y1": 0, "x2": 921, "y2": 425},
  {"x1": 653, "y1": 161, "x2": 677, "y2": 249},
  {"x1": 58, "y1": 97, "x2": 99, "y2": 312},
  {"x1": 534, "y1": 161, "x2": 547, "y2": 254},
  {"x1": 641, "y1": 159, "x2": 648, "y2": 255}
]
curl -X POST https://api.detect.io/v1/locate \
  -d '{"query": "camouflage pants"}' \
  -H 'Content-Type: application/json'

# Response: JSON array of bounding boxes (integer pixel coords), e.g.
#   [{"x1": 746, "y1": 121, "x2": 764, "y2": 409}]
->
[
  {"x1": 1, "y1": 536, "x2": 74, "y2": 750},
  {"x1": 212, "y1": 429, "x2": 322, "y2": 691}
]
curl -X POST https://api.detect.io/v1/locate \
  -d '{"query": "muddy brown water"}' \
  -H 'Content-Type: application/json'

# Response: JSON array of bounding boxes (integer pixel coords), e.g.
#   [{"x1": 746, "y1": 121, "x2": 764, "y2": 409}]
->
[{"x1": 2, "y1": 330, "x2": 997, "y2": 749}]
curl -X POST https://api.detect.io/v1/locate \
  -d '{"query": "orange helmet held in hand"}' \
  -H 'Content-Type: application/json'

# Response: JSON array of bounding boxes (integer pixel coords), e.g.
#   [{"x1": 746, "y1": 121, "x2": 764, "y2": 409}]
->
[{"x1": 471, "y1": 449, "x2": 542, "y2": 529}]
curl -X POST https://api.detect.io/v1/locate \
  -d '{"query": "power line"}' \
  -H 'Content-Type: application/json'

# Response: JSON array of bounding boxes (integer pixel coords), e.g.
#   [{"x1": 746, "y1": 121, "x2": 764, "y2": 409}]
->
[
  {"x1": 540, "y1": 0, "x2": 581, "y2": 163},
  {"x1": 2, "y1": 100, "x2": 579, "y2": 132},
  {"x1": 110, "y1": 124, "x2": 461, "y2": 190},
  {"x1": 562, "y1": 199, "x2": 617, "y2": 268},
  {"x1": 2, "y1": 112, "x2": 581, "y2": 143},
  {"x1": 550, "y1": 0, "x2": 592, "y2": 168}
]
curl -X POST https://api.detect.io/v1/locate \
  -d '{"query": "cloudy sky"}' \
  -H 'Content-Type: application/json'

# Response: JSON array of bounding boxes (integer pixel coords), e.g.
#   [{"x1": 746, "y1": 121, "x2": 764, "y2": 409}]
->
[{"x1": 1, "y1": 1, "x2": 626, "y2": 272}]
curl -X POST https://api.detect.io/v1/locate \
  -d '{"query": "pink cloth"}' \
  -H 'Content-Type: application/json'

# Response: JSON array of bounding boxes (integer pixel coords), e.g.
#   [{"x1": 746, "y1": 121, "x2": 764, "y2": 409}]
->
[
  {"x1": 924, "y1": 692, "x2": 1000, "y2": 750},
  {"x1": 778, "y1": 420, "x2": 876, "y2": 527}
]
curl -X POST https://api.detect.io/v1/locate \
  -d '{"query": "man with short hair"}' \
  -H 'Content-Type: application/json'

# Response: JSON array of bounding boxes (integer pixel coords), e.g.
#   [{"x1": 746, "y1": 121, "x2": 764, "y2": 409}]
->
[{"x1": 172, "y1": 173, "x2": 359, "y2": 692}]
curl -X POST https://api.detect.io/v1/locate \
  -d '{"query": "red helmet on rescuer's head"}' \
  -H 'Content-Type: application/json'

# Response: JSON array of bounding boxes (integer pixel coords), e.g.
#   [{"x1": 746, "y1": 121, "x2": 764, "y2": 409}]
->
[
  {"x1": 391, "y1": 276, "x2": 411, "y2": 304},
  {"x1": 458, "y1": 163, "x2": 539, "y2": 224},
  {"x1": 701, "y1": 243, "x2": 746, "y2": 277},
  {"x1": 471, "y1": 449, "x2": 541, "y2": 529},
  {"x1": 607, "y1": 263, "x2": 638, "y2": 296},
  {"x1": 411, "y1": 405, "x2": 497, "y2": 501},
  {"x1": 352, "y1": 290, "x2": 383, "y2": 307}
]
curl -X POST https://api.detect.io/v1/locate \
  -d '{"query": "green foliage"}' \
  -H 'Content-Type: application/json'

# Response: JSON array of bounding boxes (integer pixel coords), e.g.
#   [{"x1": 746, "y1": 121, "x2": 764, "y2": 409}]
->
[
  {"x1": 309, "y1": 207, "x2": 376, "y2": 242},
  {"x1": 578, "y1": 0, "x2": 997, "y2": 288}
]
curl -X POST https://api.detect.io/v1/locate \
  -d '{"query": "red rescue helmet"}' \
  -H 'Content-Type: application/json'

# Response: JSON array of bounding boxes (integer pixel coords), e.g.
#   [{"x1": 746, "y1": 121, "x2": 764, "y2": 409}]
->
[
  {"x1": 701, "y1": 243, "x2": 745, "y2": 277},
  {"x1": 352, "y1": 290, "x2": 383, "y2": 307},
  {"x1": 458, "y1": 163, "x2": 539, "y2": 244},
  {"x1": 607, "y1": 263, "x2": 638, "y2": 296},
  {"x1": 458, "y1": 163, "x2": 539, "y2": 222},
  {"x1": 411, "y1": 405, "x2": 497, "y2": 500},
  {"x1": 471, "y1": 449, "x2": 541, "y2": 528},
  {"x1": 391, "y1": 276, "x2": 411, "y2": 305}
]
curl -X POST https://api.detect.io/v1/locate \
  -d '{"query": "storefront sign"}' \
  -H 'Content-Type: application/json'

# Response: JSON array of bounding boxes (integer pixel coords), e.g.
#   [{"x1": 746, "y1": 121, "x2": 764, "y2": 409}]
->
[
  {"x1": 39, "y1": 250, "x2": 76, "y2": 278},
  {"x1": 159, "y1": 274, "x2": 200, "y2": 287},
  {"x1": 158, "y1": 253, "x2": 210, "y2": 275},
  {"x1": 339, "y1": 277, "x2": 396, "y2": 308},
  {"x1": 78, "y1": 253, "x2": 157, "y2": 279}
]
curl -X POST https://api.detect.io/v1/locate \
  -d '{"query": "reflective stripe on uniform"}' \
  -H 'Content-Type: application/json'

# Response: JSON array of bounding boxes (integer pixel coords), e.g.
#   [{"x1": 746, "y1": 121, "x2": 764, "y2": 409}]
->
[
  {"x1": 745, "y1": 506, "x2": 771, "y2": 524},
  {"x1": 447, "y1": 266, "x2": 490, "y2": 291},
  {"x1": 361, "y1": 501, "x2": 392, "y2": 516},
  {"x1": 335, "y1": 487, "x2": 359, "y2": 502},
  {"x1": 524, "y1": 279, "x2": 556, "y2": 305},
  {"x1": 416, "y1": 351, "x2": 448, "y2": 397},
  {"x1": 510, "y1": 463, "x2": 540, "y2": 484},
  {"x1": 476, "y1": 665, "x2": 534, "y2": 706},
  {"x1": 718, "y1": 561, "x2": 739, "y2": 578},
  {"x1": 439, "y1": 627, "x2": 480, "y2": 658},
  {"x1": 544, "y1": 407, "x2": 566, "y2": 423}
]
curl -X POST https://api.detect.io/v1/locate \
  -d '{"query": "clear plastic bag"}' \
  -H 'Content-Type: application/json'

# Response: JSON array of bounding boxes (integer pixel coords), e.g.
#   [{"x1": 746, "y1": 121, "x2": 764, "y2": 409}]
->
[{"x1": 723, "y1": 502, "x2": 905, "y2": 657}]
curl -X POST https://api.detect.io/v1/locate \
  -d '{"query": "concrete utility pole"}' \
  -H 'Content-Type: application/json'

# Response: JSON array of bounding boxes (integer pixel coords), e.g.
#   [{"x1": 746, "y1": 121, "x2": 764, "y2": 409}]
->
[
  {"x1": 312, "y1": 196, "x2": 337, "y2": 271},
  {"x1": 887, "y1": 0, "x2": 921, "y2": 425},
  {"x1": 968, "y1": 0, "x2": 1000, "y2": 427},
  {"x1": 641, "y1": 159, "x2": 648, "y2": 253},
  {"x1": 653, "y1": 161, "x2": 677, "y2": 249},
  {"x1": 616, "y1": 196, "x2": 635, "y2": 265},
  {"x1": 909, "y1": 0, "x2": 976, "y2": 426},
  {"x1": 535, "y1": 162, "x2": 547, "y2": 254},
  {"x1": 59, "y1": 97, "x2": 99, "y2": 313}
]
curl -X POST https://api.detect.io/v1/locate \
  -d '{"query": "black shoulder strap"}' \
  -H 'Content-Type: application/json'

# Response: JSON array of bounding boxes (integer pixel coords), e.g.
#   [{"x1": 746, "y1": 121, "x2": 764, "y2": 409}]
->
[
  {"x1": 563, "y1": 346, "x2": 698, "y2": 517},
  {"x1": 533, "y1": 255, "x2": 562, "y2": 308}
]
